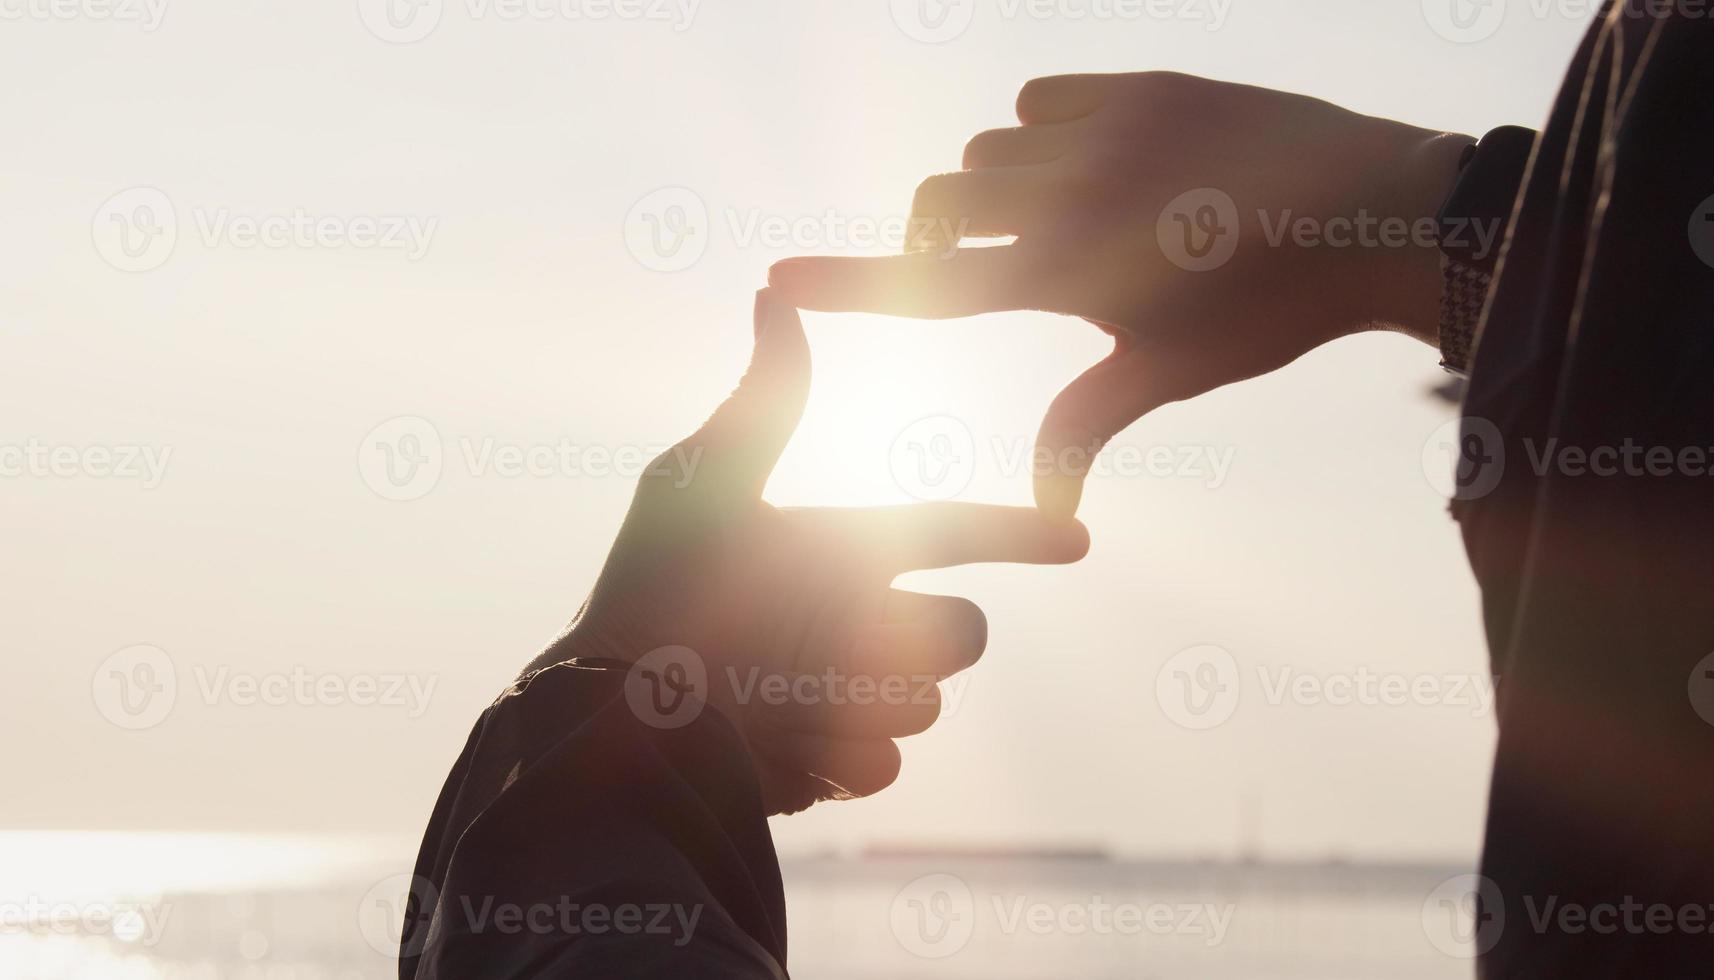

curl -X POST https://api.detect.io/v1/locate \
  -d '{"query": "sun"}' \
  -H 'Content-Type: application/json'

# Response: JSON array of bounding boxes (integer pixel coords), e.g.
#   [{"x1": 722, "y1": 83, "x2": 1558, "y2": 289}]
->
[{"x1": 763, "y1": 312, "x2": 1048, "y2": 510}]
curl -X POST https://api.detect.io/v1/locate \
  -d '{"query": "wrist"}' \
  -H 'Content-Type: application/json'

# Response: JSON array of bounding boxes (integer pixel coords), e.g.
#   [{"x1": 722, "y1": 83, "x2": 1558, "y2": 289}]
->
[
  {"x1": 1363, "y1": 130, "x2": 1476, "y2": 343},
  {"x1": 1395, "y1": 131, "x2": 1479, "y2": 219}
]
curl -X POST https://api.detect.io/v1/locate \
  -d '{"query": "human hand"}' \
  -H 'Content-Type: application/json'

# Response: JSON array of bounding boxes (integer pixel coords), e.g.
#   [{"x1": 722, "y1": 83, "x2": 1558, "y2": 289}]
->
[
  {"x1": 768, "y1": 72, "x2": 1474, "y2": 517},
  {"x1": 534, "y1": 289, "x2": 1089, "y2": 816}
]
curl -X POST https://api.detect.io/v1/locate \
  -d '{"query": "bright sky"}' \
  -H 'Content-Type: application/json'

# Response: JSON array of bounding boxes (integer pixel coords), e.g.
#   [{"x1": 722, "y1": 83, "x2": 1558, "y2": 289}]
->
[{"x1": 2, "y1": 0, "x2": 1590, "y2": 864}]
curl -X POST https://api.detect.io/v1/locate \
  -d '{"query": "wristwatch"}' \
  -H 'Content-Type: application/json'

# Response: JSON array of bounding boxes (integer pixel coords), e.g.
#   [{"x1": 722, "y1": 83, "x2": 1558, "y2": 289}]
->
[{"x1": 1435, "y1": 125, "x2": 1537, "y2": 375}]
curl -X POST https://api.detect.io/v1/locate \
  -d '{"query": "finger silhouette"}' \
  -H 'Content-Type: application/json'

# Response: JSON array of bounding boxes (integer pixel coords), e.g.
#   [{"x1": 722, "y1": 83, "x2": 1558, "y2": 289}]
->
[
  {"x1": 963, "y1": 123, "x2": 1074, "y2": 169},
  {"x1": 805, "y1": 503, "x2": 1089, "y2": 572},
  {"x1": 758, "y1": 733, "x2": 903, "y2": 804},
  {"x1": 763, "y1": 664, "x2": 943, "y2": 738},
  {"x1": 909, "y1": 167, "x2": 1048, "y2": 248},
  {"x1": 1033, "y1": 342, "x2": 1231, "y2": 519},
  {"x1": 1015, "y1": 74, "x2": 1115, "y2": 124},
  {"x1": 769, "y1": 248, "x2": 1055, "y2": 319},
  {"x1": 852, "y1": 608, "x2": 984, "y2": 680},
  {"x1": 661, "y1": 288, "x2": 811, "y2": 499}
]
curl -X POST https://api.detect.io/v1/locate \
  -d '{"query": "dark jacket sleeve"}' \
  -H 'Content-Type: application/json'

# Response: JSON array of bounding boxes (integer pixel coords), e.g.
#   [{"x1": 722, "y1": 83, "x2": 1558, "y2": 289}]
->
[
  {"x1": 399, "y1": 662, "x2": 789, "y2": 980},
  {"x1": 1456, "y1": 3, "x2": 1714, "y2": 977}
]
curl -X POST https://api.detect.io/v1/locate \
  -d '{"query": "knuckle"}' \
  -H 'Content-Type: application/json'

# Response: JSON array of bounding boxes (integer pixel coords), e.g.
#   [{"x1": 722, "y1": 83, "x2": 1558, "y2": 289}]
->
[
  {"x1": 1125, "y1": 71, "x2": 1197, "y2": 111},
  {"x1": 912, "y1": 172, "x2": 958, "y2": 213},
  {"x1": 1132, "y1": 69, "x2": 1191, "y2": 91},
  {"x1": 961, "y1": 132, "x2": 994, "y2": 168},
  {"x1": 1056, "y1": 164, "x2": 1107, "y2": 206},
  {"x1": 635, "y1": 447, "x2": 690, "y2": 497},
  {"x1": 1015, "y1": 76, "x2": 1054, "y2": 117}
]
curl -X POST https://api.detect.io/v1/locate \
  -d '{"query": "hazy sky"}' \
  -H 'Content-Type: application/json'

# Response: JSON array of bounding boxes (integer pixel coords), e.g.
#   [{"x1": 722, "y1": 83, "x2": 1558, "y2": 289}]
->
[{"x1": 2, "y1": 0, "x2": 1590, "y2": 863}]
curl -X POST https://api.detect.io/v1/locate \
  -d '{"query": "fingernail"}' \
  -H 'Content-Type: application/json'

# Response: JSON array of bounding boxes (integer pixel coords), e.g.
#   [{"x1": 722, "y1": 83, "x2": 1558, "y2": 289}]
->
[
  {"x1": 754, "y1": 288, "x2": 773, "y2": 340},
  {"x1": 754, "y1": 286, "x2": 801, "y2": 344}
]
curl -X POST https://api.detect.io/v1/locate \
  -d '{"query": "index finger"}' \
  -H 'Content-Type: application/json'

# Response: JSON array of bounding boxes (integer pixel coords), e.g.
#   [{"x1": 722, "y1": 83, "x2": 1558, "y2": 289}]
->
[
  {"x1": 1016, "y1": 74, "x2": 1116, "y2": 125},
  {"x1": 768, "y1": 247, "x2": 1058, "y2": 319},
  {"x1": 811, "y1": 503, "x2": 1090, "y2": 572}
]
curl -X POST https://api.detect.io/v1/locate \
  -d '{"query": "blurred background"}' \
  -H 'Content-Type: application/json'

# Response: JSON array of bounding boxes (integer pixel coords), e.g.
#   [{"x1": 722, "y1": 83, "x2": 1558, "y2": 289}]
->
[{"x1": 2, "y1": 0, "x2": 1588, "y2": 976}]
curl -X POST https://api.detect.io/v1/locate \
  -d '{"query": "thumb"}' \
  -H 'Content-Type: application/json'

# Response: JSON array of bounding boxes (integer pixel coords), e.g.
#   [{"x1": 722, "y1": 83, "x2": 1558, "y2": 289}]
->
[
  {"x1": 1034, "y1": 339, "x2": 1239, "y2": 519},
  {"x1": 1028, "y1": 340, "x2": 1234, "y2": 520},
  {"x1": 1033, "y1": 347, "x2": 1176, "y2": 521},
  {"x1": 674, "y1": 288, "x2": 811, "y2": 499}
]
